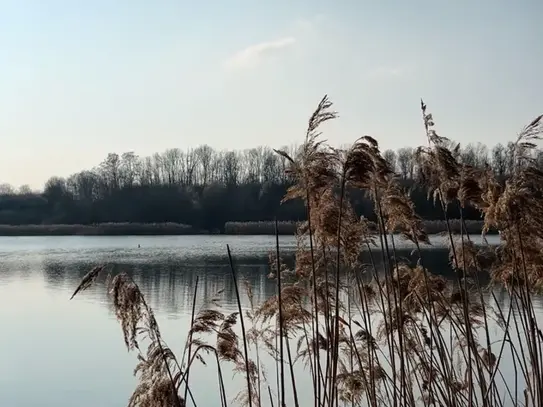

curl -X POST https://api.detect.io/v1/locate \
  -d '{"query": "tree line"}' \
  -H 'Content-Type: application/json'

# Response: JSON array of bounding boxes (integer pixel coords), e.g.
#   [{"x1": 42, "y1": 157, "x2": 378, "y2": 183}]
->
[{"x1": 0, "y1": 141, "x2": 539, "y2": 231}]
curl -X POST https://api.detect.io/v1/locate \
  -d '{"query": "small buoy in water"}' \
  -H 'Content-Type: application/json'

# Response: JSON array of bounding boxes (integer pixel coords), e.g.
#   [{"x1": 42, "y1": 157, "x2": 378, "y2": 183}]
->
[{"x1": 138, "y1": 244, "x2": 141, "y2": 248}]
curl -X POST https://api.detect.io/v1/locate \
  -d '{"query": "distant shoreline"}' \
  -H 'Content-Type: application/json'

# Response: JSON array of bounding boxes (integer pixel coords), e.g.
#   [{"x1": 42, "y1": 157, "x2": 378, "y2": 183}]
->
[
  {"x1": 0, "y1": 220, "x2": 497, "y2": 236},
  {"x1": 224, "y1": 220, "x2": 497, "y2": 236},
  {"x1": 0, "y1": 223, "x2": 202, "y2": 236}
]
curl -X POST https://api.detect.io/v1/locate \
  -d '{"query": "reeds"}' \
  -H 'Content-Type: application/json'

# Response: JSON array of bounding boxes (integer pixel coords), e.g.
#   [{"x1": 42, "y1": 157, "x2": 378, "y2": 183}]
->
[{"x1": 71, "y1": 97, "x2": 542, "y2": 407}]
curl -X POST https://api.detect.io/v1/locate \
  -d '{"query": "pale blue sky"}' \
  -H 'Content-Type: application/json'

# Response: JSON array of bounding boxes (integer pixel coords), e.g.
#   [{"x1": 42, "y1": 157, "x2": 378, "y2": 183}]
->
[{"x1": 1, "y1": 0, "x2": 542, "y2": 188}]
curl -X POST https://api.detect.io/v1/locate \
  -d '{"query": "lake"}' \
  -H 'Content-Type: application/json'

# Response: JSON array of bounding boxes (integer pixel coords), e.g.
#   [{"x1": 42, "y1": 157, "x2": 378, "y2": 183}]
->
[{"x1": 0, "y1": 234, "x2": 538, "y2": 407}]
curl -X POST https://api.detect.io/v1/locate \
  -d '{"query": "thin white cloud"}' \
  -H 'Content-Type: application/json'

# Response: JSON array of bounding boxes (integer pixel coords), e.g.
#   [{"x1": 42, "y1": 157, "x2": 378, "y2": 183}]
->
[{"x1": 223, "y1": 37, "x2": 296, "y2": 71}]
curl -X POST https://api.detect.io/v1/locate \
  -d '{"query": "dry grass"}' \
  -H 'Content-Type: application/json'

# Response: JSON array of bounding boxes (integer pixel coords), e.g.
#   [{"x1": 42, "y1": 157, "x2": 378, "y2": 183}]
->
[{"x1": 71, "y1": 97, "x2": 543, "y2": 407}]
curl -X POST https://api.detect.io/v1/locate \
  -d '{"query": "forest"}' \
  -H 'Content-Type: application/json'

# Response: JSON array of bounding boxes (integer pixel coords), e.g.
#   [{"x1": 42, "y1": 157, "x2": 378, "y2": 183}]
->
[{"x1": 0, "y1": 141, "x2": 535, "y2": 232}]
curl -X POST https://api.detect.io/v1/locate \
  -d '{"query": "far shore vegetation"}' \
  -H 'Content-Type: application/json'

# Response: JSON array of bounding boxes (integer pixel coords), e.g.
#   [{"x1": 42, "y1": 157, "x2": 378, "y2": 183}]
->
[
  {"x1": 0, "y1": 116, "x2": 538, "y2": 235},
  {"x1": 223, "y1": 219, "x2": 496, "y2": 236},
  {"x1": 0, "y1": 222, "x2": 199, "y2": 236},
  {"x1": 0, "y1": 219, "x2": 496, "y2": 236}
]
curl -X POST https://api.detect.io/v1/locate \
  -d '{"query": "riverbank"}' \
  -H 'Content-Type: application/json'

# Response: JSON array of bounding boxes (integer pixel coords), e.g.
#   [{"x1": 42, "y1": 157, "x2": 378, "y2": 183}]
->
[
  {"x1": 0, "y1": 219, "x2": 496, "y2": 236},
  {"x1": 224, "y1": 219, "x2": 497, "y2": 235},
  {"x1": 0, "y1": 222, "x2": 201, "y2": 236}
]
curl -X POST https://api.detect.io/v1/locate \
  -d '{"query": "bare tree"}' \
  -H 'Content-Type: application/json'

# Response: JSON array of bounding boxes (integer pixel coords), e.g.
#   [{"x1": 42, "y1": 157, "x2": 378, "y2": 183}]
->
[
  {"x1": 397, "y1": 147, "x2": 415, "y2": 179},
  {"x1": 492, "y1": 143, "x2": 507, "y2": 178},
  {"x1": 68, "y1": 171, "x2": 99, "y2": 201},
  {"x1": 0, "y1": 183, "x2": 14, "y2": 195},
  {"x1": 183, "y1": 148, "x2": 198, "y2": 186},
  {"x1": 162, "y1": 148, "x2": 183, "y2": 185},
  {"x1": 151, "y1": 153, "x2": 163, "y2": 185},
  {"x1": 473, "y1": 142, "x2": 488, "y2": 168},
  {"x1": 461, "y1": 143, "x2": 488, "y2": 168},
  {"x1": 44, "y1": 176, "x2": 67, "y2": 202},
  {"x1": 242, "y1": 147, "x2": 266, "y2": 183},
  {"x1": 139, "y1": 157, "x2": 153, "y2": 186},
  {"x1": 383, "y1": 149, "x2": 397, "y2": 173},
  {"x1": 195, "y1": 145, "x2": 214, "y2": 186},
  {"x1": 224, "y1": 151, "x2": 240, "y2": 186},
  {"x1": 262, "y1": 147, "x2": 280, "y2": 183},
  {"x1": 209, "y1": 151, "x2": 223, "y2": 184},
  {"x1": 18, "y1": 184, "x2": 32, "y2": 195},
  {"x1": 99, "y1": 153, "x2": 121, "y2": 192},
  {"x1": 120, "y1": 152, "x2": 141, "y2": 188}
]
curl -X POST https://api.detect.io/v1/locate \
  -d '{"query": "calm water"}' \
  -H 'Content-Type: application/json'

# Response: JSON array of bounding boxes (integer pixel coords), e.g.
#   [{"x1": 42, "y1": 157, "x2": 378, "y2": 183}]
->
[{"x1": 0, "y1": 234, "x2": 539, "y2": 407}]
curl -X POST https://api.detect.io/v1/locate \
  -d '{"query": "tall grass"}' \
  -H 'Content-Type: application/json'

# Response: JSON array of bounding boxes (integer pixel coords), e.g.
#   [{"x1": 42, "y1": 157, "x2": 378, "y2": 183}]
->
[{"x1": 71, "y1": 97, "x2": 543, "y2": 407}]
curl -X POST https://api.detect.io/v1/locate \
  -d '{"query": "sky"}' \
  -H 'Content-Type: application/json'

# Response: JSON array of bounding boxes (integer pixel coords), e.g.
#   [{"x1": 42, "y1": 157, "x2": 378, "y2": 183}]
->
[{"x1": 1, "y1": 0, "x2": 542, "y2": 188}]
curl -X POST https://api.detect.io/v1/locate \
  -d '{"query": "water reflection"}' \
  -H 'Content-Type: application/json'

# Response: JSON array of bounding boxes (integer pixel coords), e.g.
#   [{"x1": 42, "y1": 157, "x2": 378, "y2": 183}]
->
[
  {"x1": 35, "y1": 246, "x2": 508, "y2": 314},
  {"x1": 40, "y1": 258, "x2": 266, "y2": 312},
  {"x1": 2, "y1": 238, "x2": 537, "y2": 319}
]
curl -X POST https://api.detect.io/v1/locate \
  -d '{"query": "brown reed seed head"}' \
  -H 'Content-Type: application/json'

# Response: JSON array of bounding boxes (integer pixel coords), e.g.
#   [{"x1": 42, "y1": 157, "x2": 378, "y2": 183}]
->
[
  {"x1": 69, "y1": 265, "x2": 105, "y2": 300},
  {"x1": 336, "y1": 368, "x2": 369, "y2": 404},
  {"x1": 381, "y1": 179, "x2": 430, "y2": 245},
  {"x1": 483, "y1": 115, "x2": 543, "y2": 290},
  {"x1": 216, "y1": 312, "x2": 242, "y2": 363},
  {"x1": 416, "y1": 102, "x2": 543, "y2": 291},
  {"x1": 255, "y1": 283, "x2": 311, "y2": 332},
  {"x1": 190, "y1": 309, "x2": 225, "y2": 334},
  {"x1": 128, "y1": 377, "x2": 185, "y2": 407},
  {"x1": 275, "y1": 96, "x2": 339, "y2": 208},
  {"x1": 108, "y1": 273, "x2": 151, "y2": 350},
  {"x1": 390, "y1": 264, "x2": 447, "y2": 313},
  {"x1": 130, "y1": 341, "x2": 183, "y2": 404}
]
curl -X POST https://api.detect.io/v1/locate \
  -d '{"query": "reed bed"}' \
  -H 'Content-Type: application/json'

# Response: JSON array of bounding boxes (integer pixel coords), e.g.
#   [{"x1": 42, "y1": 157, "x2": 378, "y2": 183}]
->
[
  {"x1": 224, "y1": 219, "x2": 494, "y2": 235},
  {"x1": 71, "y1": 97, "x2": 543, "y2": 407},
  {"x1": 0, "y1": 222, "x2": 199, "y2": 236}
]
